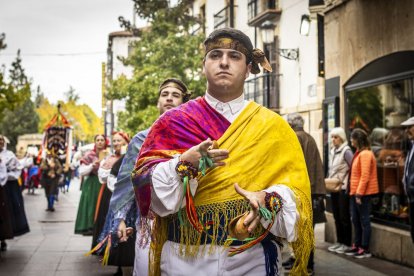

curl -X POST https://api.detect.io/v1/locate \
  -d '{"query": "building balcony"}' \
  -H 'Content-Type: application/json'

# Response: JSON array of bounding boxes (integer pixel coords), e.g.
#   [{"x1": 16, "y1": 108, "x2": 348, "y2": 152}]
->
[
  {"x1": 213, "y1": 5, "x2": 230, "y2": 29},
  {"x1": 244, "y1": 73, "x2": 280, "y2": 110},
  {"x1": 248, "y1": 0, "x2": 281, "y2": 27}
]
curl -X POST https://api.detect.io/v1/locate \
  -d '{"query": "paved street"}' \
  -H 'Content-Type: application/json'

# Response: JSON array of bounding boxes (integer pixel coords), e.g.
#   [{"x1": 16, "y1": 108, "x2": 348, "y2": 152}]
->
[
  {"x1": 0, "y1": 178, "x2": 117, "y2": 276},
  {"x1": 1, "y1": 177, "x2": 414, "y2": 276}
]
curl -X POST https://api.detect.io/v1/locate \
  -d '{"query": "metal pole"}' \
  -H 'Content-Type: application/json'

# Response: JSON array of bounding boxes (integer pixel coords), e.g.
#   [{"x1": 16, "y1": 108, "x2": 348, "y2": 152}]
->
[{"x1": 230, "y1": 0, "x2": 234, "y2": 28}]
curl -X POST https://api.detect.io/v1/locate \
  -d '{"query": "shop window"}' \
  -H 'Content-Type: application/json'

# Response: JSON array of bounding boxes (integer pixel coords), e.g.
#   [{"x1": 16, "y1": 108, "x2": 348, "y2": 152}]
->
[{"x1": 346, "y1": 78, "x2": 413, "y2": 229}]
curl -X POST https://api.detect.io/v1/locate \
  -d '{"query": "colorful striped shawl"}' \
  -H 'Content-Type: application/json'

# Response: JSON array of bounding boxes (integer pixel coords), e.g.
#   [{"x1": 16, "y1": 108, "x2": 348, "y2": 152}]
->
[
  {"x1": 132, "y1": 98, "x2": 313, "y2": 275},
  {"x1": 132, "y1": 97, "x2": 230, "y2": 217}
]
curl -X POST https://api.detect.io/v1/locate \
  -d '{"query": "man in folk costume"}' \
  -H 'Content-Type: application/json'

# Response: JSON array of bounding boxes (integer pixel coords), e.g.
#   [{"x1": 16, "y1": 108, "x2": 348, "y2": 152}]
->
[
  {"x1": 94, "y1": 78, "x2": 191, "y2": 275},
  {"x1": 132, "y1": 28, "x2": 313, "y2": 275}
]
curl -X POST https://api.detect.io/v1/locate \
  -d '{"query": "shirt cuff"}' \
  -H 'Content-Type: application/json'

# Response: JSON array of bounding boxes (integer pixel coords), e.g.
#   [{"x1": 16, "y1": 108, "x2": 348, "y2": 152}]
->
[
  {"x1": 151, "y1": 156, "x2": 198, "y2": 216},
  {"x1": 260, "y1": 185, "x2": 298, "y2": 242}
]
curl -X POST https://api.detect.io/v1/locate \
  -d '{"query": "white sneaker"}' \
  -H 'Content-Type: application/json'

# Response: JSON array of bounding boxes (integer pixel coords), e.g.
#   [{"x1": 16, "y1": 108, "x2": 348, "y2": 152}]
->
[
  {"x1": 328, "y1": 243, "x2": 341, "y2": 252},
  {"x1": 335, "y1": 244, "x2": 350, "y2": 254}
]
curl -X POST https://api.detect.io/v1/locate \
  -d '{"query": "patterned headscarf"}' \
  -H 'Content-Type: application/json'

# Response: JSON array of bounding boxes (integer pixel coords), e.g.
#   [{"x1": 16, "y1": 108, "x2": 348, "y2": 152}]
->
[
  {"x1": 112, "y1": 131, "x2": 130, "y2": 144},
  {"x1": 159, "y1": 78, "x2": 192, "y2": 102},
  {"x1": 204, "y1": 27, "x2": 272, "y2": 74}
]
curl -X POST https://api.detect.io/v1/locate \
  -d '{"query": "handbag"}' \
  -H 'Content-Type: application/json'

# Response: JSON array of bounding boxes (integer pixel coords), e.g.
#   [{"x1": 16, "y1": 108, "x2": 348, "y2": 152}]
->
[{"x1": 325, "y1": 177, "x2": 342, "y2": 193}]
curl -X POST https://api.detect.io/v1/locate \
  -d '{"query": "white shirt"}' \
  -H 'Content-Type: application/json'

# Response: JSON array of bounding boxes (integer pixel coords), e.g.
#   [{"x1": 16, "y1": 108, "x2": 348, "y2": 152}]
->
[
  {"x1": 0, "y1": 148, "x2": 23, "y2": 186},
  {"x1": 150, "y1": 92, "x2": 298, "y2": 242},
  {"x1": 204, "y1": 91, "x2": 247, "y2": 123}
]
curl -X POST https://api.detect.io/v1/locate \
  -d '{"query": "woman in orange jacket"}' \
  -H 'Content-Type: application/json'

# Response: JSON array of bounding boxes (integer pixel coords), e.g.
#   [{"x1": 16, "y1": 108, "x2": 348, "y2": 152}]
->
[{"x1": 345, "y1": 128, "x2": 379, "y2": 259}]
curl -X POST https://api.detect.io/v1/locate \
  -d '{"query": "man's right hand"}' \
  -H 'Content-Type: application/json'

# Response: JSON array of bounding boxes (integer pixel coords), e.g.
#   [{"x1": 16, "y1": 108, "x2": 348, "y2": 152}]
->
[{"x1": 180, "y1": 138, "x2": 229, "y2": 168}]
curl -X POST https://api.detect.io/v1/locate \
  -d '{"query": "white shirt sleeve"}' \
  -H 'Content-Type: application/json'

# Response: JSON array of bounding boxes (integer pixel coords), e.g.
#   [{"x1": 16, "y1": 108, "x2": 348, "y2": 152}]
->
[
  {"x1": 106, "y1": 174, "x2": 117, "y2": 192},
  {"x1": 260, "y1": 185, "x2": 298, "y2": 242},
  {"x1": 98, "y1": 166, "x2": 111, "y2": 184},
  {"x1": 6, "y1": 156, "x2": 22, "y2": 181},
  {"x1": 151, "y1": 157, "x2": 198, "y2": 216},
  {"x1": 79, "y1": 163, "x2": 93, "y2": 176},
  {"x1": 0, "y1": 161, "x2": 7, "y2": 186}
]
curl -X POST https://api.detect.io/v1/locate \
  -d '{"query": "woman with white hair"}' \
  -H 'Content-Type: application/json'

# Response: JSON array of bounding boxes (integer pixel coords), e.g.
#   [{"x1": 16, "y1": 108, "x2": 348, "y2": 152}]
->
[{"x1": 327, "y1": 127, "x2": 354, "y2": 254}]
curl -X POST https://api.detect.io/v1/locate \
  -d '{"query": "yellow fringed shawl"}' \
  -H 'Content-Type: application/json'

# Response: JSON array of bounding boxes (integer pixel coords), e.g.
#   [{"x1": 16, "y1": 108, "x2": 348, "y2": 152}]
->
[{"x1": 151, "y1": 101, "x2": 313, "y2": 275}]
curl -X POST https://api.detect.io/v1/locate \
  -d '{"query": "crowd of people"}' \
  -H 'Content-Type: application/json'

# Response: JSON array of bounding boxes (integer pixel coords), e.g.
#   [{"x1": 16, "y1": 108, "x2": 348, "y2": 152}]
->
[{"x1": 2, "y1": 27, "x2": 414, "y2": 276}]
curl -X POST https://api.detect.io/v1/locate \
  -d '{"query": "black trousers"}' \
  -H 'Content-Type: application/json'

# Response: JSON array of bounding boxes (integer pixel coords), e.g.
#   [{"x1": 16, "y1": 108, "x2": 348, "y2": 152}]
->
[{"x1": 331, "y1": 190, "x2": 352, "y2": 246}]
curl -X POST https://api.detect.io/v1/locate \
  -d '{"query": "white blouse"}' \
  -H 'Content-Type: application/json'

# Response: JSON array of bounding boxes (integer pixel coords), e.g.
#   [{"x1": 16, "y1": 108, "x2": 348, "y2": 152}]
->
[{"x1": 0, "y1": 148, "x2": 22, "y2": 186}]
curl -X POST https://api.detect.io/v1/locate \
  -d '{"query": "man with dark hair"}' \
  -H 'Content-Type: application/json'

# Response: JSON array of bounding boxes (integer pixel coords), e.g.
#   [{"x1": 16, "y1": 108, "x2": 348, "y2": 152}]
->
[
  {"x1": 132, "y1": 28, "x2": 313, "y2": 275},
  {"x1": 98, "y1": 78, "x2": 190, "y2": 276},
  {"x1": 401, "y1": 117, "x2": 414, "y2": 243}
]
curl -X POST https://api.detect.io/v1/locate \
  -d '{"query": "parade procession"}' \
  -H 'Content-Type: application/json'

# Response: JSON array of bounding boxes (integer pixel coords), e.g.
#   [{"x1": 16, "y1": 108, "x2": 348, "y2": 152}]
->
[{"x1": 1, "y1": 1, "x2": 414, "y2": 276}]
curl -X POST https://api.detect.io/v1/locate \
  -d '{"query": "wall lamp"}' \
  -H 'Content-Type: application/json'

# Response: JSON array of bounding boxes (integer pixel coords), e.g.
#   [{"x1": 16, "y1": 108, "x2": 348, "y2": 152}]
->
[
  {"x1": 300, "y1": 14, "x2": 311, "y2": 36},
  {"x1": 260, "y1": 20, "x2": 299, "y2": 61}
]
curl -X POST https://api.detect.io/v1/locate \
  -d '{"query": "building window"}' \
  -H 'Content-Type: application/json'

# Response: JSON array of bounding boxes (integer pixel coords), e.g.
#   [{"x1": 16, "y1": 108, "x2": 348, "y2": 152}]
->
[
  {"x1": 346, "y1": 77, "x2": 414, "y2": 229},
  {"x1": 244, "y1": 38, "x2": 279, "y2": 110},
  {"x1": 245, "y1": 74, "x2": 266, "y2": 106},
  {"x1": 247, "y1": 0, "x2": 277, "y2": 22}
]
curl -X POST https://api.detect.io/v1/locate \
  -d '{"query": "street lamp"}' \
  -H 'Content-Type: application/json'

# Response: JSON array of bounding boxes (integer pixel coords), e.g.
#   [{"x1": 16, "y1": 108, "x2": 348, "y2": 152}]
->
[
  {"x1": 260, "y1": 20, "x2": 299, "y2": 61},
  {"x1": 300, "y1": 14, "x2": 311, "y2": 36},
  {"x1": 260, "y1": 20, "x2": 276, "y2": 44}
]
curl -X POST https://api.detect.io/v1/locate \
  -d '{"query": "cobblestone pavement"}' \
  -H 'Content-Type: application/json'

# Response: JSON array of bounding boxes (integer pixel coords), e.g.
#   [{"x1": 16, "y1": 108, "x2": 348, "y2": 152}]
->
[{"x1": 1, "y1": 178, "x2": 414, "y2": 276}]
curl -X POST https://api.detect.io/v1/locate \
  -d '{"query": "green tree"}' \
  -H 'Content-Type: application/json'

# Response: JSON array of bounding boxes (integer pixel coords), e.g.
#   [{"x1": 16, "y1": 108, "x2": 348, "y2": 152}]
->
[
  {"x1": 8, "y1": 50, "x2": 28, "y2": 89},
  {"x1": 34, "y1": 86, "x2": 46, "y2": 108},
  {"x1": 0, "y1": 35, "x2": 31, "y2": 115},
  {"x1": 0, "y1": 33, "x2": 6, "y2": 50},
  {"x1": 0, "y1": 43, "x2": 36, "y2": 152},
  {"x1": 0, "y1": 98, "x2": 39, "y2": 151},
  {"x1": 64, "y1": 86, "x2": 80, "y2": 103},
  {"x1": 108, "y1": 0, "x2": 205, "y2": 133}
]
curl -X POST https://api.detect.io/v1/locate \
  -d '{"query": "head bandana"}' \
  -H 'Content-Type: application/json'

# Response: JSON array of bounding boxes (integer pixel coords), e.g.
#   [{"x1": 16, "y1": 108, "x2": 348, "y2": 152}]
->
[
  {"x1": 159, "y1": 78, "x2": 192, "y2": 102},
  {"x1": 112, "y1": 131, "x2": 130, "y2": 144},
  {"x1": 204, "y1": 28, "x2": 272, "y2": 74}
]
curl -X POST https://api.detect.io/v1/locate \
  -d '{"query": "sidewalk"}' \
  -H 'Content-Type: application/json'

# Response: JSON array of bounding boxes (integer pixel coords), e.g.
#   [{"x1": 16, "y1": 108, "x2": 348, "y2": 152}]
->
[
  {"x1": 0, "y1": 178, "x2": 117, "y2": 276},
  {"x1": 303, "y1": 223, "x2": 414, "y2": 276},
  {"x1": 1, "y1": 178, "x2": 413, "y2": 275}
]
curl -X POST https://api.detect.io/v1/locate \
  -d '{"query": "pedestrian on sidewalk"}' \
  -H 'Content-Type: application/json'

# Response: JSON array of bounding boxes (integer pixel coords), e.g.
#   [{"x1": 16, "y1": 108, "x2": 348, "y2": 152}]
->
[
  {"x1": 0, "y1": 134, "x2": 30, "y2": 251},
  {"x1": 401, "y1": 117, "x2": 414, "y2": 243},
  {"x1": 284, "y1": 113, "x2": 326, "y2": 275},
  {"x1": 96, "y1": 78, "x2": 190, "y2": 276},
  {"x1": 345, "y1": 128, "x2": 379, "y2": 258},
  {"x1": 40, "y1": 152, "x2": 63, "y2": 211},
  {"x1": 132, "y1": 28, "x2": 312, "y2": 275},
  {"x1": 327, "y1": 127, "x2": 353, "y2": 254},
  {"x1": 74, "y1": 134, "x2": 109, "y2": 235}
]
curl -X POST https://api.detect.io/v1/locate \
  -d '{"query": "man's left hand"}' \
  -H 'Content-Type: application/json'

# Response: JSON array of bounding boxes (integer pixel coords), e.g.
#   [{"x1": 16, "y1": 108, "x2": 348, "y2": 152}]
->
[{"x1": 234, "y1": 183, "x2": 266, "y2": 233}]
